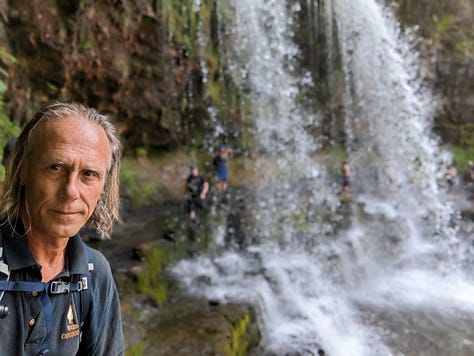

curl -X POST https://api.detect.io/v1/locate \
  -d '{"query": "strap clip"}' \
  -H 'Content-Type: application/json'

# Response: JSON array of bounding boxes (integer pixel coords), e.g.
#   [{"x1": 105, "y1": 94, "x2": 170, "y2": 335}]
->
[
  {"x1": 78, "y1": 276, "x2": 88, "y2": 291},
  {"x1": 50, "y1": 281, "x2": 70, "y2": 294}
]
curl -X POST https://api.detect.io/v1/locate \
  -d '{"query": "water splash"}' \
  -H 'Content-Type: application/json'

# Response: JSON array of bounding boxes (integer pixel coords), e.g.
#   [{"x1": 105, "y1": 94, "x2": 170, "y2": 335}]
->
[
  {"x1": 327, "y1": 0, "x2": 464, "y2": 267},
  {"x1": 226, "y1": 0, "x2": 317, "y2": 157},
  {"x1": 172, "y1": 0, "x2": 474, "y2": 355}
]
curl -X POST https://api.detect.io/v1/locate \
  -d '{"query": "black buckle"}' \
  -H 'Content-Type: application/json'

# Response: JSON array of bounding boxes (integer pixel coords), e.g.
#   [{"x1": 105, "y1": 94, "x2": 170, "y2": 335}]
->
[{"x1": 49, "y1": 281, "x2": 70, "y2": 294}]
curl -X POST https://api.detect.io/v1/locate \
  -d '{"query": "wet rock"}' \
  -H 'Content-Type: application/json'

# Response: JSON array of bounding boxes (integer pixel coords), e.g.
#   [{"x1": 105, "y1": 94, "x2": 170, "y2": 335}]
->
[{"x1": 121, "y1": 294, "x2": 260, "y2": 355}]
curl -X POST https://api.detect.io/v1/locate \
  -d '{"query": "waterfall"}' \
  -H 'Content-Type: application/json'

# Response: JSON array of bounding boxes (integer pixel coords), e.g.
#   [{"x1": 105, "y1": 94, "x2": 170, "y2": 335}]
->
[{"x1": 172, "y1": 1, "x2": 474, "y2": 355}]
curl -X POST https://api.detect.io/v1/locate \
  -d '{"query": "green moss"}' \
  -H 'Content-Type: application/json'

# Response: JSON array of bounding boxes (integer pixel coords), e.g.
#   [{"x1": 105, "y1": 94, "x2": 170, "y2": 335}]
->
[
  {"x1": 454, "y1": 37, "x2": 474, "y2": 59},
  {"x1": 136, "y1": 248, "x2": 169, "y2": 306},
  {"x1": 205, "y1": 46, "x2": 220, "y2": 73},
  {"x1": 220, "y1": 314, "x2": 252, "y2": 356},
  {"x1": 447, "y1": 145, "x2": 474, "y2": 172},
  {"x1": 135, "y1": 147, "x2": 148, "y2": 158},
  {"x1": 435, "y1": 16, "x2": 452, "y2": 42},
  {"x1": 119, "y1": 157, "x2": 162, "y2": 208},
  {"x1": 205, "y1": 79, "x2": 221, "y2": 105},
  {"x1": 163, "y1": 1, "x2": 200, "y2": 55},
  {"x1": 125, "y1": 340, "x2": 147, "y2": 356},
  {"x1": 290, "y1": 211, "x2": 310, "y2": 231},
  {"x1": 46, "y1": 82, "x2": 59, "y2": 94},
  {"x1": 79, "y1": 36, "x2": 93, "y2": 50}
]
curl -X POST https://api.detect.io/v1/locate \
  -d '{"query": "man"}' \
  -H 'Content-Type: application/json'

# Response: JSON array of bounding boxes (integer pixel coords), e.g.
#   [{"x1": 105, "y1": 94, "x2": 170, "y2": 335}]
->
[
  {"x1": 444, "y1": 164, "x2": 457, "y2": 190},
  {"x1": 212, "y1": 144, "x2": 233, "y2": 194},
  {"x1": 468, "y1": 160, "x2": 474, "y2": 183},
  {"x1": 0, "y1": 102, "x2": 124, "y2": 355},
  {"x1": 185, "y1": 164, "x2": 209, "y2": 221},
  {"x1": 340, "y1": 161, "x2": 351, "y2": 197}
]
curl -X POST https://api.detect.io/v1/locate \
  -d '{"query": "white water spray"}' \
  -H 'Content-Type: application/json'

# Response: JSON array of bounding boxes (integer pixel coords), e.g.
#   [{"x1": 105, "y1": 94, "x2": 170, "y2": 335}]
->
[{"x1": 172, "y1": 1, "x2": 474, "y2": 355}]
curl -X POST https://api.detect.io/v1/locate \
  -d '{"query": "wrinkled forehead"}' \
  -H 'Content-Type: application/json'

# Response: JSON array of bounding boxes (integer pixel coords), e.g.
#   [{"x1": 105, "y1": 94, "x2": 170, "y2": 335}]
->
[{"x1": 28, "y1": 115, "x2": 112, "y2": 164}]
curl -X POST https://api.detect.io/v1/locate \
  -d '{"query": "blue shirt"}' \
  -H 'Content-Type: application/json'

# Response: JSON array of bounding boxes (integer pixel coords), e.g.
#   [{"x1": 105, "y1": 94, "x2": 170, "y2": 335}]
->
[{"x1": 0, "y1": 222, "x2": 124, "y2": 355}]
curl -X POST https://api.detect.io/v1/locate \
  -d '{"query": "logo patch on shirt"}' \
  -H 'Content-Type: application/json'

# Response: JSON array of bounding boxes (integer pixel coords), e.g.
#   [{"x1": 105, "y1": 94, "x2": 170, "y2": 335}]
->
[{"x1": 61, "y1": 303, "x2": 80, "y2": 340}]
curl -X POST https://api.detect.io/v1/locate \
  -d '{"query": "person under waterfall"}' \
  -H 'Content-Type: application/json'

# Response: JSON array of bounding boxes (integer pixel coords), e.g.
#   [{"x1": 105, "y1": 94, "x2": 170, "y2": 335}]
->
[
  {"x1": 444, "y1": 164, "x2": 457, "y2": 191},
  {"x1": 468, "y1": 160, "x2": 474, "y2": 184},
  {"x1": 213, "y1": 144, "x2": 234, "y2": 194},
  {"x1": 185, "y1": 164, "x2": 209, "y2": 221},
  {"x1": 340, "y1": 161, "x2": 351, "y2": 198}
]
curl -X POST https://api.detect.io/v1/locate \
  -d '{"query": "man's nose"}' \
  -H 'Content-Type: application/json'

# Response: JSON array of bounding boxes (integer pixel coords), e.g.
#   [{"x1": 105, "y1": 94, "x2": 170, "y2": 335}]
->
[{"x1": 63, "y1": 174, "x2": 80, "y2": 198}]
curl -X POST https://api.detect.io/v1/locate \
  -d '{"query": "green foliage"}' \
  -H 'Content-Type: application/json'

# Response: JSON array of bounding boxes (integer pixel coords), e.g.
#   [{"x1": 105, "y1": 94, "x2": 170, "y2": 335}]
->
[
  {"x1": 205, "y1": 78, "x2": 221, "y2": 104},
  {"x1": 435, "y1": 16, "x2": 452, "y2": 42},
  {"x1": 136, "y1": 248, "x2": 169, "y2": 306},
  {"x1": 320, "y1": 147, "x2": 347, "y2": 176},
  {"x1": 448, "y1": 145, "x2": 474, "y2": 173},
  {"x1": 454, "y1": 40, "x2": 474, "y2": 61},
  {"x1": 220, "y1": 314, "x2": 252, "y2": 356},
  {"x1": 434, "y1": 15, "x2": 474, "y2": 61},
  {"x1": 79, "y1": 36, "x2": 93, "y2": 50},
  {"x1": 119, "y1": 157, "x2": 162, "y2": 208},
  {"x1": 46, "y1": 82, "x2": 59, "y2": 94},
  {"x1": 162, "y1": 0, "x2": 199, "y2": 56},
  {"x1": 135, "y1": 147, "x2": 148, "y2": 158}
]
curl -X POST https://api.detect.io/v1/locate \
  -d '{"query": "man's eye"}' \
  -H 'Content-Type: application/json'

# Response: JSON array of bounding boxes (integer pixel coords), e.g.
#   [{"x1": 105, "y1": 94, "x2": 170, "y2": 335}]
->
[
  {"x1": 84, "y1": 170, "x2": 98, "y2": 178},
  {"x1": 49, "y1": 164, "x2": 61, "y2": 171}
]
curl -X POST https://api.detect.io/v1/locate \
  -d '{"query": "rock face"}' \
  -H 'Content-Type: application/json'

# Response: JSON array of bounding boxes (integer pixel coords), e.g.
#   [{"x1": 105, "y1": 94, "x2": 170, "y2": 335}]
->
[
  {"x1": 393, "y1": 0, "x2": 474, "y2": 144},
  {"x1": 96, "y1": 204, "x2": 262, "y2": 355},
  {"x1": 0, "y1": 0, "x2": 472, "y2": 152},
  {"x1": 121, "y1": 293, "x2": 261, "y2": 356},
  {"x1": 0, "y1": 0, "x2": 225, "y2": 151}
]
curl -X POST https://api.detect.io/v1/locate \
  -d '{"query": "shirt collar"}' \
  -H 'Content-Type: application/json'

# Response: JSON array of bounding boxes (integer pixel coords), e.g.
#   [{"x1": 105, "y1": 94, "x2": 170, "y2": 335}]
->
[
  {"x1": 2, "y1": 221, "x2": 36, "y2": 271},
  {"x1": 2, "y1": 221, "x2": 90, "y2": 275}
]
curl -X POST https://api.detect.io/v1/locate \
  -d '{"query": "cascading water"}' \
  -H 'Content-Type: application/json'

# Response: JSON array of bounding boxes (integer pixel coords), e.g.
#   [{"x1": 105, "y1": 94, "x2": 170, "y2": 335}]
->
[{"x1": 172, "y1": 1, "x2": 474, "y2": 355}]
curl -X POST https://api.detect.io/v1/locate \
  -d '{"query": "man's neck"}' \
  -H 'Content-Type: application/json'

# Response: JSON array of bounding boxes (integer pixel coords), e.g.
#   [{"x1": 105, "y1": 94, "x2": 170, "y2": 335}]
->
[{"x1": 27, "y1": 231, "x2": 68, "y2": 282}]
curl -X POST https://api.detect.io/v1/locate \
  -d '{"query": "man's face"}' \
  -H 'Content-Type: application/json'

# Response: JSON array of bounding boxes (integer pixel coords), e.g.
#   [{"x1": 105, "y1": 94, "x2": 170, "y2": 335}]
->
[{"x1": 22, "y1": 115, "x2": 111, "y2": 240}]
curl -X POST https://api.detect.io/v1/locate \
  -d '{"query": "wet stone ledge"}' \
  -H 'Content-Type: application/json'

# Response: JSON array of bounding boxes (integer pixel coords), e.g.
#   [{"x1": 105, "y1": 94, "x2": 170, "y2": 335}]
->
[{"x1": 120, "y1": 291, "x2": 261, "y2": 355}]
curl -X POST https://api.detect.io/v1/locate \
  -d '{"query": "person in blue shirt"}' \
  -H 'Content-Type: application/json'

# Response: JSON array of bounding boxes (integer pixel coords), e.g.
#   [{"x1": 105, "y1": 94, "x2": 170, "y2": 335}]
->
[
  {"x1": 213, "y1": 144, "x2": 233, "y2": 194},
  {"x1": 0, "y1": 102, "x2": 124, "y2": 355}
]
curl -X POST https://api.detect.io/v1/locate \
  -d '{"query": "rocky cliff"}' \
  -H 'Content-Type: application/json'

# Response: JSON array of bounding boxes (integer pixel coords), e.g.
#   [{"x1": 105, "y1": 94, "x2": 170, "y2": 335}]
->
[
  {"x1": 394, "y1": 0, "x2": 474, "y2": 145},
  {"x1": 0, "y1": 0, "x2": 237, "y2": 152},
  {"x1": 0, "y1": 0, "x2": 471, "y2": 149}
]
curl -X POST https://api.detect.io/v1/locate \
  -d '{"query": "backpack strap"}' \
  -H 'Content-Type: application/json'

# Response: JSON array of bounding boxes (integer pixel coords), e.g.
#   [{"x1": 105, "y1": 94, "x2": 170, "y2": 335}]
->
[
  {"x1": 0, "y1": 230, "x2": 94, "y2": 355},
  {"x1": 73, "y1": 241, "x2": 94, "y2": 330},
  {"x1": 0, "y1": 232, "x2": 10, "y2": 307},
  {"x1": 0, "y1": 248, "x2": 9, "y2": 278}
]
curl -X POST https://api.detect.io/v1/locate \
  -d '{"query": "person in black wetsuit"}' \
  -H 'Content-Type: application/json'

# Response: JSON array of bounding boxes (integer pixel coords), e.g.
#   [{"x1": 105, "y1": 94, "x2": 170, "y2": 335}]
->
[{"x1": 185, "y1": 164, "x2": 209, "y2": 221}]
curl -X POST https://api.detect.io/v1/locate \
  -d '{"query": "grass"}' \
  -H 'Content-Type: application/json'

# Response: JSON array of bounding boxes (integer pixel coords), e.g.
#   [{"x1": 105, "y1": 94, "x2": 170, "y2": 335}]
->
[{"x1": 446, "y1": 145, "x2": 474, "y2": 174}]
